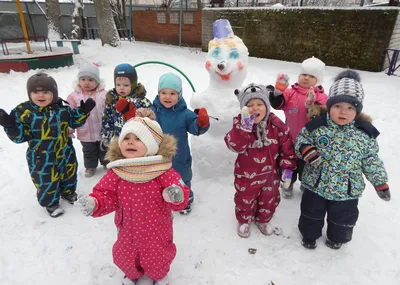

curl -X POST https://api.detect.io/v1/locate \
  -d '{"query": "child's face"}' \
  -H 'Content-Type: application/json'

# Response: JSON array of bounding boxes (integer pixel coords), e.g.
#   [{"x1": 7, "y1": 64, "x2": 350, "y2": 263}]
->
[
  {"x1": 159, "y1": 88, "x2": 179, "y2": 108},
  {"x1": 79, "y1": 76, "x2": 98, "y2": 92},
  {"x1": 30, "y1": 91, "x2": 54, "y2": 107},
  {"x1": 298, "y1": 74, "x2": 317, "y2": 89},
  {"x1": 329, "y1": 102, "x2": 357, "y2": 126},
  {"x1": 120, "y1": 133, "x2": 148, "y2": 158},
  {"x1": 115, "y1": 77, "x2": 131, "y2": 97},
  {"x1": 246, "y1": 98, "x2": 267, "y2": 124}
]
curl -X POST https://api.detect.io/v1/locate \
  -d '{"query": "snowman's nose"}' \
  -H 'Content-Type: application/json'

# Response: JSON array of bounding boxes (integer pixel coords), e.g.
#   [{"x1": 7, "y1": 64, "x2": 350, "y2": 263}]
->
[{"x1": 217, "y1": 62, "x2": 225, "y2": 70}]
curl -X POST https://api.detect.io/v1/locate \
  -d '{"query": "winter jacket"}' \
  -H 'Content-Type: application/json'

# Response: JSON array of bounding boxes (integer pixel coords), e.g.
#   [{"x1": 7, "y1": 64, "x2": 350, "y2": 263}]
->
[
  {"x1": 152, "y1": 96, "x2": 209, "y2": 185},
  {"x1": 67, "y1": 84, "x2": 107, "y2": 142},
  {"x1": 88, "y1": 134, "x2": 189, "y2": 280},
  {"x1": 101, "y1": 84, "x2": 151, "y2": 140},
  {"x1": 295, "y1": 113, "x2": 388, "y2": 201},
  {"x1": 269, "y1": 84, "x2": 328, "y2": 141}
]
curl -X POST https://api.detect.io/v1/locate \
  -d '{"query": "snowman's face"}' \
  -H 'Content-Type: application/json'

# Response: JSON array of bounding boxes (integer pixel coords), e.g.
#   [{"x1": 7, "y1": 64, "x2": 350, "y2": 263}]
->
[{"x1": 205, "y1": 36, "x2": 248, "y2": 85}]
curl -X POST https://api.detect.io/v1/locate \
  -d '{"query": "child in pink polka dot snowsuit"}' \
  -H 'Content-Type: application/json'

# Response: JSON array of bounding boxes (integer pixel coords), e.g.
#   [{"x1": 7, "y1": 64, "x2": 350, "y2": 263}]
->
[{"x1": 77, "y1": 105, "x2": 190, "y2": 285}]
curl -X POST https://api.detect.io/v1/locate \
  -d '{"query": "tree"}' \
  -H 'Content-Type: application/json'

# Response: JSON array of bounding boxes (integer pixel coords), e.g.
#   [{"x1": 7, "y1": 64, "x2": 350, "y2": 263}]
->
[
  {"x1": 45, "y1": 0, "x2": 62, "y2": 39},
  {"x1": 93, "y1": 0, "x2": 121, "y2": 47},
  {"x1": 110, "y1": 0, "x2": 128, "y2": 38},
  {"x1": 71, "y1": 0, "x2": 83, "y2": 39}
]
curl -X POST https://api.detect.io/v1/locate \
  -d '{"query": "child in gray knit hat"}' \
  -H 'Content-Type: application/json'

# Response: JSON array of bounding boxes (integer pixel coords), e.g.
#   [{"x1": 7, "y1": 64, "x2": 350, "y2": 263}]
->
[
  {"x1": 295, "y1": 69, "x2": 390, "y2": 250},
  {"x1": 224, "y1": 83, "x2": 297, "y2": 238}
]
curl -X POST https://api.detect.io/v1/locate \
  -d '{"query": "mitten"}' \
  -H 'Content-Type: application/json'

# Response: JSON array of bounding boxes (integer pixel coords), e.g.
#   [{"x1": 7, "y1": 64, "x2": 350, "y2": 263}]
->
[
  {"x1": 116, "y1": 98, "x2": 136, "y2": 121},
  {"x1": 76, "y1": 195, "x2": 97, "y2": 216},
  {"x1": 275, "y1": 74, "x2": 290, "y2": 92},
  {"x1": 100, "y1": 138, "x2": 110, "y2": 151},
  {"x1": 305, "y1": 87, "x2": 316, "y2": 108},
  {"x1": 281, "y1": 169, "x2": 293, "y2": 189},
  {"x1": 162, "y1": 185, "x2": 184, "y2": 203},
  {"x1": 0, "y1": 109, "x2": 16, "y2": 128},
  {"x1": 301, "y1": 145, "x2": 322, "y2": 166},
  {"x1": 240, "y1": 106, "x2": 255, "y2": 132},
  {"x1": 375, "y1": 184, "x2": 391, "y2": 201},
  {"x1": 194, "y1": 108, "x2": 210, "y2": 128},
  {"x1": 79, "y1": 98, "x2": 96, "y2": 114}
]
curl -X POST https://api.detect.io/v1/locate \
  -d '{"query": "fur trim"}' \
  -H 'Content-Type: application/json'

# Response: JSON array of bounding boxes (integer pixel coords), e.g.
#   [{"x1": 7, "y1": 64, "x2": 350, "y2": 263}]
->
[
  {"x1": 136, "y1": 83, "x2": 147, "y2": 97},
  {"x1": 357, "y1": 113, "x2": 372, "y2": 123},
  {"x1": 307, "y1": 103, "x2": 372, "y2": 123},
  {"x1": 136, "y1": 108, "x2": 156, "y2": 120},
  {"x1": 105, "y1": 133, "x2": 177, "y2": 162},
  {"x1": 105, "y1": 90, "x2": 115, "y2": 105}
]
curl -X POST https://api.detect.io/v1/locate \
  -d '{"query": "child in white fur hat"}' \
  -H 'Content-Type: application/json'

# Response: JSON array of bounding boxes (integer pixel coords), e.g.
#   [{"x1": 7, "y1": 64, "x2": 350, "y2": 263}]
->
[
  {"x1": 77, "y1": 99, "x2": 189, "y2": 285},
  {"x1": 67, "y1": 62, "x2": 108, "y2": 177},
  {"x1": 269, "y1": 56, "x2": 328, "y2": 198}
]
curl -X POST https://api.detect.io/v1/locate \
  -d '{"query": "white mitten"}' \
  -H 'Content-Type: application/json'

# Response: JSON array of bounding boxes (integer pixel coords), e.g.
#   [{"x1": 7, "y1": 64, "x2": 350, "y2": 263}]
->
[
  {"x1": 162, "y1": 185, "x2": 184, "y2": 203},
  {"x1": 76, "y1": 195, "x2": 97, "y2": 216}
]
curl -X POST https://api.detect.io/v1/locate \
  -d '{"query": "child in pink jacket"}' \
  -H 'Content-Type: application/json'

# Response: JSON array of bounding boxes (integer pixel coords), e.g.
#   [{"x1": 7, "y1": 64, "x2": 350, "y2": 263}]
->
[
  {"x1": 269, "y1": 57, "x2": 328, "y2": 199},
  {"x1": 224, "y1": 83, "x2": 297, "y2": 238},
  {"x1": 77, "y1": 102, "x2": 190, "y2": 285},
  {"x1": 67, "y1": 63, "x2": 107, "y2": 177}
]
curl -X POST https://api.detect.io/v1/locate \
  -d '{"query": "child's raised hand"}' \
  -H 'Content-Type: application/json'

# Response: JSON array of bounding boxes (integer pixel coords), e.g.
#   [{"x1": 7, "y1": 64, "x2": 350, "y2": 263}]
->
[
  {"x1": 0, "y1": 109, "x2": 15, "y2": 128},
  {"x1": 80, "y1": 98, "x2": 96, "y2": 114},
  {"x1": 116, "y1": 98, "x2": 136, "y2": 121},
  {"x1": 76, "y1": 195, "x2": 97, "y2": 216},
  {"x1": 375, "y1": 184, "x2": 391, "y2": 201},
  {"x1": 240, "y1": 106, "x2": 255, "y2": 132},
  {"x1": 275, "y1": 74, "x2": 290, "y2": 92},
  {"x1": 194, "y1": 108, "x2": 210, "y2": 128},
  {"x1": 162, "y1": 185, "x2": 184, "y2": 203},
  {"x1": 305, "y1": 87, "x2": 316, "y2": 108}
]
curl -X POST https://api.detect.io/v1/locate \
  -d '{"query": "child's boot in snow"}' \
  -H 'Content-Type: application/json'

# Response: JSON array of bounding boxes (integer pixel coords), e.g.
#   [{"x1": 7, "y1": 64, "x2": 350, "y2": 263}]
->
[
  {"x1": 152, "y1": 276, "x2": 169, "y2": 285},
  {"x1": 302, "y1": 238, "x2": 317, "y2": 249},
  {"x1": 61, "y1": 192, "x2": 78, "y2": 204},
  {"x1": 46, "y1": 203, "x2": 65, "y2": 218},
  {"x1": 281, "y1": 183, "x2": 294, "y2": 199},
  {"x1": 237, "y1": 222, "x2": 250, "y2": 238},
  {"x1": 256, "y1": 222, "x2": 274, "y2": 235},
  {"x1": 325, "y1": 238, "x2": 342, "y2": 250},
  {"x1": 122, "y1": 275, "x2": 139, "y2": 285}
]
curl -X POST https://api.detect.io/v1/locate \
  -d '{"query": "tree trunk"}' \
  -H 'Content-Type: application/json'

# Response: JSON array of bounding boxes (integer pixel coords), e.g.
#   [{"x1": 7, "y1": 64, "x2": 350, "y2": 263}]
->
[
  {"x1": 197, "y1": 0, "x2": 202, "y2": 9},
  {"x1": 71, "y1": 0, "x2": 83, "y2": 39},
  {"x1": 93, "y1": 0, "x2": 121, "y2": 47},
  {"x1": 45, "y1": 0, "x2": 62, "y2": 39}
]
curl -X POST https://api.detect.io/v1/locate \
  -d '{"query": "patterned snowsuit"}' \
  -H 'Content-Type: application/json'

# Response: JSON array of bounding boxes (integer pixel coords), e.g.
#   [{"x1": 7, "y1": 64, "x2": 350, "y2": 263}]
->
[
  {"x1": 90, "y1": 168, "x2": 190, "y2": 280},
  {"x1": 101, "y1": 88, "x2": 152, "y2": 140},
  {"x1": 224, "y1": 113, "x2": 297, "y2": 224},
  {"x1": 295, "y1": 113, "x2": 388, "y2": 243},
  {"x1": 3, "y1": 100, "x2": 89, "y2": 207}
]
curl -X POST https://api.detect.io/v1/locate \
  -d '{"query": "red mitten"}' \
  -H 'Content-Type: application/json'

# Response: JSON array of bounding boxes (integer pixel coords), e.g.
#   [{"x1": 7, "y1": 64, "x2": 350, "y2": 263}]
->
[
  {"x1": 195, "y1": 108, "x2": 210, "y2": 128},
  {"x1": 116, "y1": 98, "x2": 136, "y2": 121}
]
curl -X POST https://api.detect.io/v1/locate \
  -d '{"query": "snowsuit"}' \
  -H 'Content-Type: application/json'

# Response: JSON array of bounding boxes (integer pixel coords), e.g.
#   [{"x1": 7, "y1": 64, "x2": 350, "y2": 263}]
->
[
  {"x1": 3, "y1": 99, "x2": 89, "y2": 207},
  {"x1": 101, "y1": 86, "x2": 151, "y2": 141},
  {"x1": 67, "y1": 85, "x2": 107, "y2": 168},
  {"x1": 295, "y1": 113, "x2": 388, "y2": 243},
  {"x1": 224, "y1": 113, "x2": 297, "y2": 224},
  {"x1": 152, "y1": 96, "x2": 209, "y2": 203},
  {"x1": 90, "y1": 162, "x2": 190, "y2": 280},
  {"x1": 269, "y1": 83, "x2": 328, "y2": 184}
]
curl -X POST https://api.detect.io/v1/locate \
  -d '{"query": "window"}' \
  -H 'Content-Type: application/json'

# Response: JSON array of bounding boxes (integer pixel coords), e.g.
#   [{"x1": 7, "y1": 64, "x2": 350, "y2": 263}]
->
[
  {"x1": 170, "y1": 12, "x2": 179, "y2": 24},
  {"x1": 157, "y1": 13, "x2": 166, "y2": 24},
  {"x1": 183, "y1": 13, "x2": 193, "y2": 25}
]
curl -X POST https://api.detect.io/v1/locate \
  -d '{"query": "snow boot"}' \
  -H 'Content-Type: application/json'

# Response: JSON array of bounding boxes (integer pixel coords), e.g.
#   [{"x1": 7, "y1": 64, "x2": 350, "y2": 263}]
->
[
  {"x1": 256, "y1": 222, "x2": 274, "y2": 235},
  {"x1": 122, "y1": 275, "x2": 139, "y2": 285},
  {"x1": 85, "y1": 168, "x2": 96, "y2": 177},
  {"x1": 302, "y1": 238, "x2": 317, "y2": 249},
  {"x1": 46, "y1": 203, "x2": 65, "y2": 218},
  {"x1": 237, "y1": 222, "x2": 250, "y2": 238},
  {"x1": 152, "y1": 276, "x2": 169, "y2": 285},
  {"x1": 281, "y1": 183, "x2": 294, "y2": 199},
  {"x1": 179, "y1": 202, "x2": 192, "y2": 215},
  {"x1": 325, "y1": 238, "x2": 342, "y2": 250},
  {"x1": 61, "y1": 192, "x2": 78, "y2": 204}
]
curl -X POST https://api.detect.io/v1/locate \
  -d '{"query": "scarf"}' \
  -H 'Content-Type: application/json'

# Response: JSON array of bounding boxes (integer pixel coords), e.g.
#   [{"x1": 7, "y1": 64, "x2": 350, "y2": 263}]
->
[{"x1": 107, "y1": 155, "x2": 172, "y2": 183}]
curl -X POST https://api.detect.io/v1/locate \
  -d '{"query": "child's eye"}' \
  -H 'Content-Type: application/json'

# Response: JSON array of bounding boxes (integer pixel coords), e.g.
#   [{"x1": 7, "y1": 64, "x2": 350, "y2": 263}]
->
[{"x1": 43, "y1": 91, "x2": 50, "y2": 94}]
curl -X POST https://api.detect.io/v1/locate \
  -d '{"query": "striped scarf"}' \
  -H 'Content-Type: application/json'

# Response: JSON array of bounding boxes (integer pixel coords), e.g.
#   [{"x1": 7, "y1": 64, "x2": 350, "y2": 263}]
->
[{"x1": 107, "y1": 155, "x2": 172, "y2": 183}]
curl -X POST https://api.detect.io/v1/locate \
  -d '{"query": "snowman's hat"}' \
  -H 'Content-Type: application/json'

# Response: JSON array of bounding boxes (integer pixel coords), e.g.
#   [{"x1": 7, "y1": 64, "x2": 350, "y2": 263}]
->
[{"x1": 213, "y1": 19, "x2": 234, "y2": 39}]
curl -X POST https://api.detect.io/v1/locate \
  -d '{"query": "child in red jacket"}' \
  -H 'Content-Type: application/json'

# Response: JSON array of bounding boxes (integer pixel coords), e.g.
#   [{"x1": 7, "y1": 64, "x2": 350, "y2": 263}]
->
[
  {"x1": 224, "y1": 83, "x2": 297, "y2": 238},
  {"x1": 77, "y1": 100, "x2": 190, "y2": 285}
]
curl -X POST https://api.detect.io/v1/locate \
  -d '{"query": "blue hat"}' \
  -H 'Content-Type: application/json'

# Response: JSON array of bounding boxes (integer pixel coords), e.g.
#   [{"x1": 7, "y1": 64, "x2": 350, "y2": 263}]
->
[
  {"x1": 158, "y1": 73, "x2": 182, "y2": 99},
  {"x1": 114, "y1": 63, "x2": 138, "y2": 91}
]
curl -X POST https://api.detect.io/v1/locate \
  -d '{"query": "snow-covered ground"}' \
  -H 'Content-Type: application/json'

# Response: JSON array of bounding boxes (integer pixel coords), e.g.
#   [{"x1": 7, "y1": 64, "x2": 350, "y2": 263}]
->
[{"x1": 0, "y1": 40, "x2": 399, "y2": 285}]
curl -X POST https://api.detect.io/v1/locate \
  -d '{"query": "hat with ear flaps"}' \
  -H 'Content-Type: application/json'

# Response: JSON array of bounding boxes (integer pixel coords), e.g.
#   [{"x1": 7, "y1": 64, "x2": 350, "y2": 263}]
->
[
  {"x1": 27, "y1": 72, "x2": 59, "y2": 104},
  {"x1": 234, "y1": 83, "x2": 274, "y2": 148}
]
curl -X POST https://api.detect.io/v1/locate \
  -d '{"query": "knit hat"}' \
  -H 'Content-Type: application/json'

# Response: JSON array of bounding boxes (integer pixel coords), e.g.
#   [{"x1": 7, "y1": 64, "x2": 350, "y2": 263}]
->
[
  {"x1": 78, "y1": 63, "x2": 100, "y2": 84},
  {"x1": 327, "y1": 70, "x2": 364, "y2": 115},
  {"x1": 114, "y1": 63, "x2": 138, "y2": 91},
  {"x1": 158, "y1": 72, "x2": 183, "y2": 100},
  {"x1": 118, "y1": 117, "x2": 163, "y2": 156},
  {"x1": 234, "y1": 83, "x2": 273, "y2": 148},
  {"x1": 300, "y1": 57, "x2": 325, "y2": 85},
  {"x1": 26, "y1": 72, "x2": 58, "y2": 103}
]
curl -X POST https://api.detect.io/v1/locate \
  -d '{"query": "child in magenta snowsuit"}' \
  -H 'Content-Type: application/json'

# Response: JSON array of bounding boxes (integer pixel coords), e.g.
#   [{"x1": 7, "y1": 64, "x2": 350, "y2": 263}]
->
[
  {"x1": 269, "y1": 56, "x2": 328, "y2": 198},
  {"x1": 224, "y1": 83, "x2": 297, "y2": 238},
  {"x1": 77, "y1": 102, "x2": 189, "y2": 285}
]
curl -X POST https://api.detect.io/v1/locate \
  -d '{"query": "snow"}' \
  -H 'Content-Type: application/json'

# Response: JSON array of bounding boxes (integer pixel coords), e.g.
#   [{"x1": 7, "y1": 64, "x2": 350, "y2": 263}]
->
[{"x1": 0, "y1": 39, "x2": 399, "y2": 285}]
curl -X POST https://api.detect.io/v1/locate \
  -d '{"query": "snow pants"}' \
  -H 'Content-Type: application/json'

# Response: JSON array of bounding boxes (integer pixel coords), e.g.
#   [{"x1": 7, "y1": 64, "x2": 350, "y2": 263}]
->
[
  {"x1": 81, "y1": 141, "x2": 107, "y2": 169},
  {"x1": 234, "y1": 174, "x2": 280, "y2": 224},
  {"x1": 298, "y1": 189, "x2": 359, "y2": 243}
]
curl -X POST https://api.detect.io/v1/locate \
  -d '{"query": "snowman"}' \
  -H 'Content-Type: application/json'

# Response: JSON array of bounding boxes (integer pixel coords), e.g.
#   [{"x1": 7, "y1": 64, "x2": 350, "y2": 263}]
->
[{"x1": 191, "y1": 19, "x2": 249, "y2": 178}]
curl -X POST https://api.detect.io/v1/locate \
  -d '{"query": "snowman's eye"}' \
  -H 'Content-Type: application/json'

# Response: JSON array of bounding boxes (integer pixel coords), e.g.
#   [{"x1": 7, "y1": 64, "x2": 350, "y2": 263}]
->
[
  {"x1": 211, "y1": 48, "x2": 221, "y2": 58},
  {"x1": 229, "y1": 49, "x2": 239, "y2": 59}
]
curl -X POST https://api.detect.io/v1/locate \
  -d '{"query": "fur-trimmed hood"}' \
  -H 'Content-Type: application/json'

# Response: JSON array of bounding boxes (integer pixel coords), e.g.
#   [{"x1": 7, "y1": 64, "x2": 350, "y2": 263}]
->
[
  {"x1": 307, "y1": 104, "x2": 372, "y2": 123},
  {"x1": 105, "y1": 83, "x2": 147, "y2": 105}
]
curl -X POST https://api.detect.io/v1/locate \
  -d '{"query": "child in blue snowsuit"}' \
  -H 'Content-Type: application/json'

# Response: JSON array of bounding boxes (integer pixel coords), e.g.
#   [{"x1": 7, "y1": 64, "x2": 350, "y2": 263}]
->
[
  {"x1": 152, "y1": 72, "x2": 210, "y2": 214},
  {"x1": 0, "y1": 73, "x2": 95, "y2": 217},
  {"x1": 101, "y1": 63, "x2": 152, "y2": 149}
]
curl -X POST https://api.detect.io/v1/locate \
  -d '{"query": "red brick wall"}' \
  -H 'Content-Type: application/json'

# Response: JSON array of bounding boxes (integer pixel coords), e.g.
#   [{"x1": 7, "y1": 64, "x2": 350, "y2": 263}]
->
[{"x1": 132, "y1": 10, "x2": 202, "y2": 47}]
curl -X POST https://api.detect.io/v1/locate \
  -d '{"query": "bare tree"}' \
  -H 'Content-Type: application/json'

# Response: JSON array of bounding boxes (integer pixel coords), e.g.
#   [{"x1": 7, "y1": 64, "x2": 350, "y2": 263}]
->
[
  {"x1": 71, "y1": 0, "x2": 83, "y2": 39},
  {"x1": 93, "y1": 0, "x2": 121, "y2": 47},
  {"x1": 110, "y1": 0, "x2": 128, "y2": 38},
  {"x1": 45, "y1": 0, "x2": 62, "y2": 39}
]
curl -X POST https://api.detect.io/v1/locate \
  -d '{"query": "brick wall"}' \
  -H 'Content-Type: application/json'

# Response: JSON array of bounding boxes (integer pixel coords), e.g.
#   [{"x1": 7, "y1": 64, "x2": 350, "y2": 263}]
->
[
  {"x1": 384, "y1": 12, "x2": 400, "y2": 70},
  {"x1": 132, "y1": 10, "x2": 202, "y2": 47}
]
